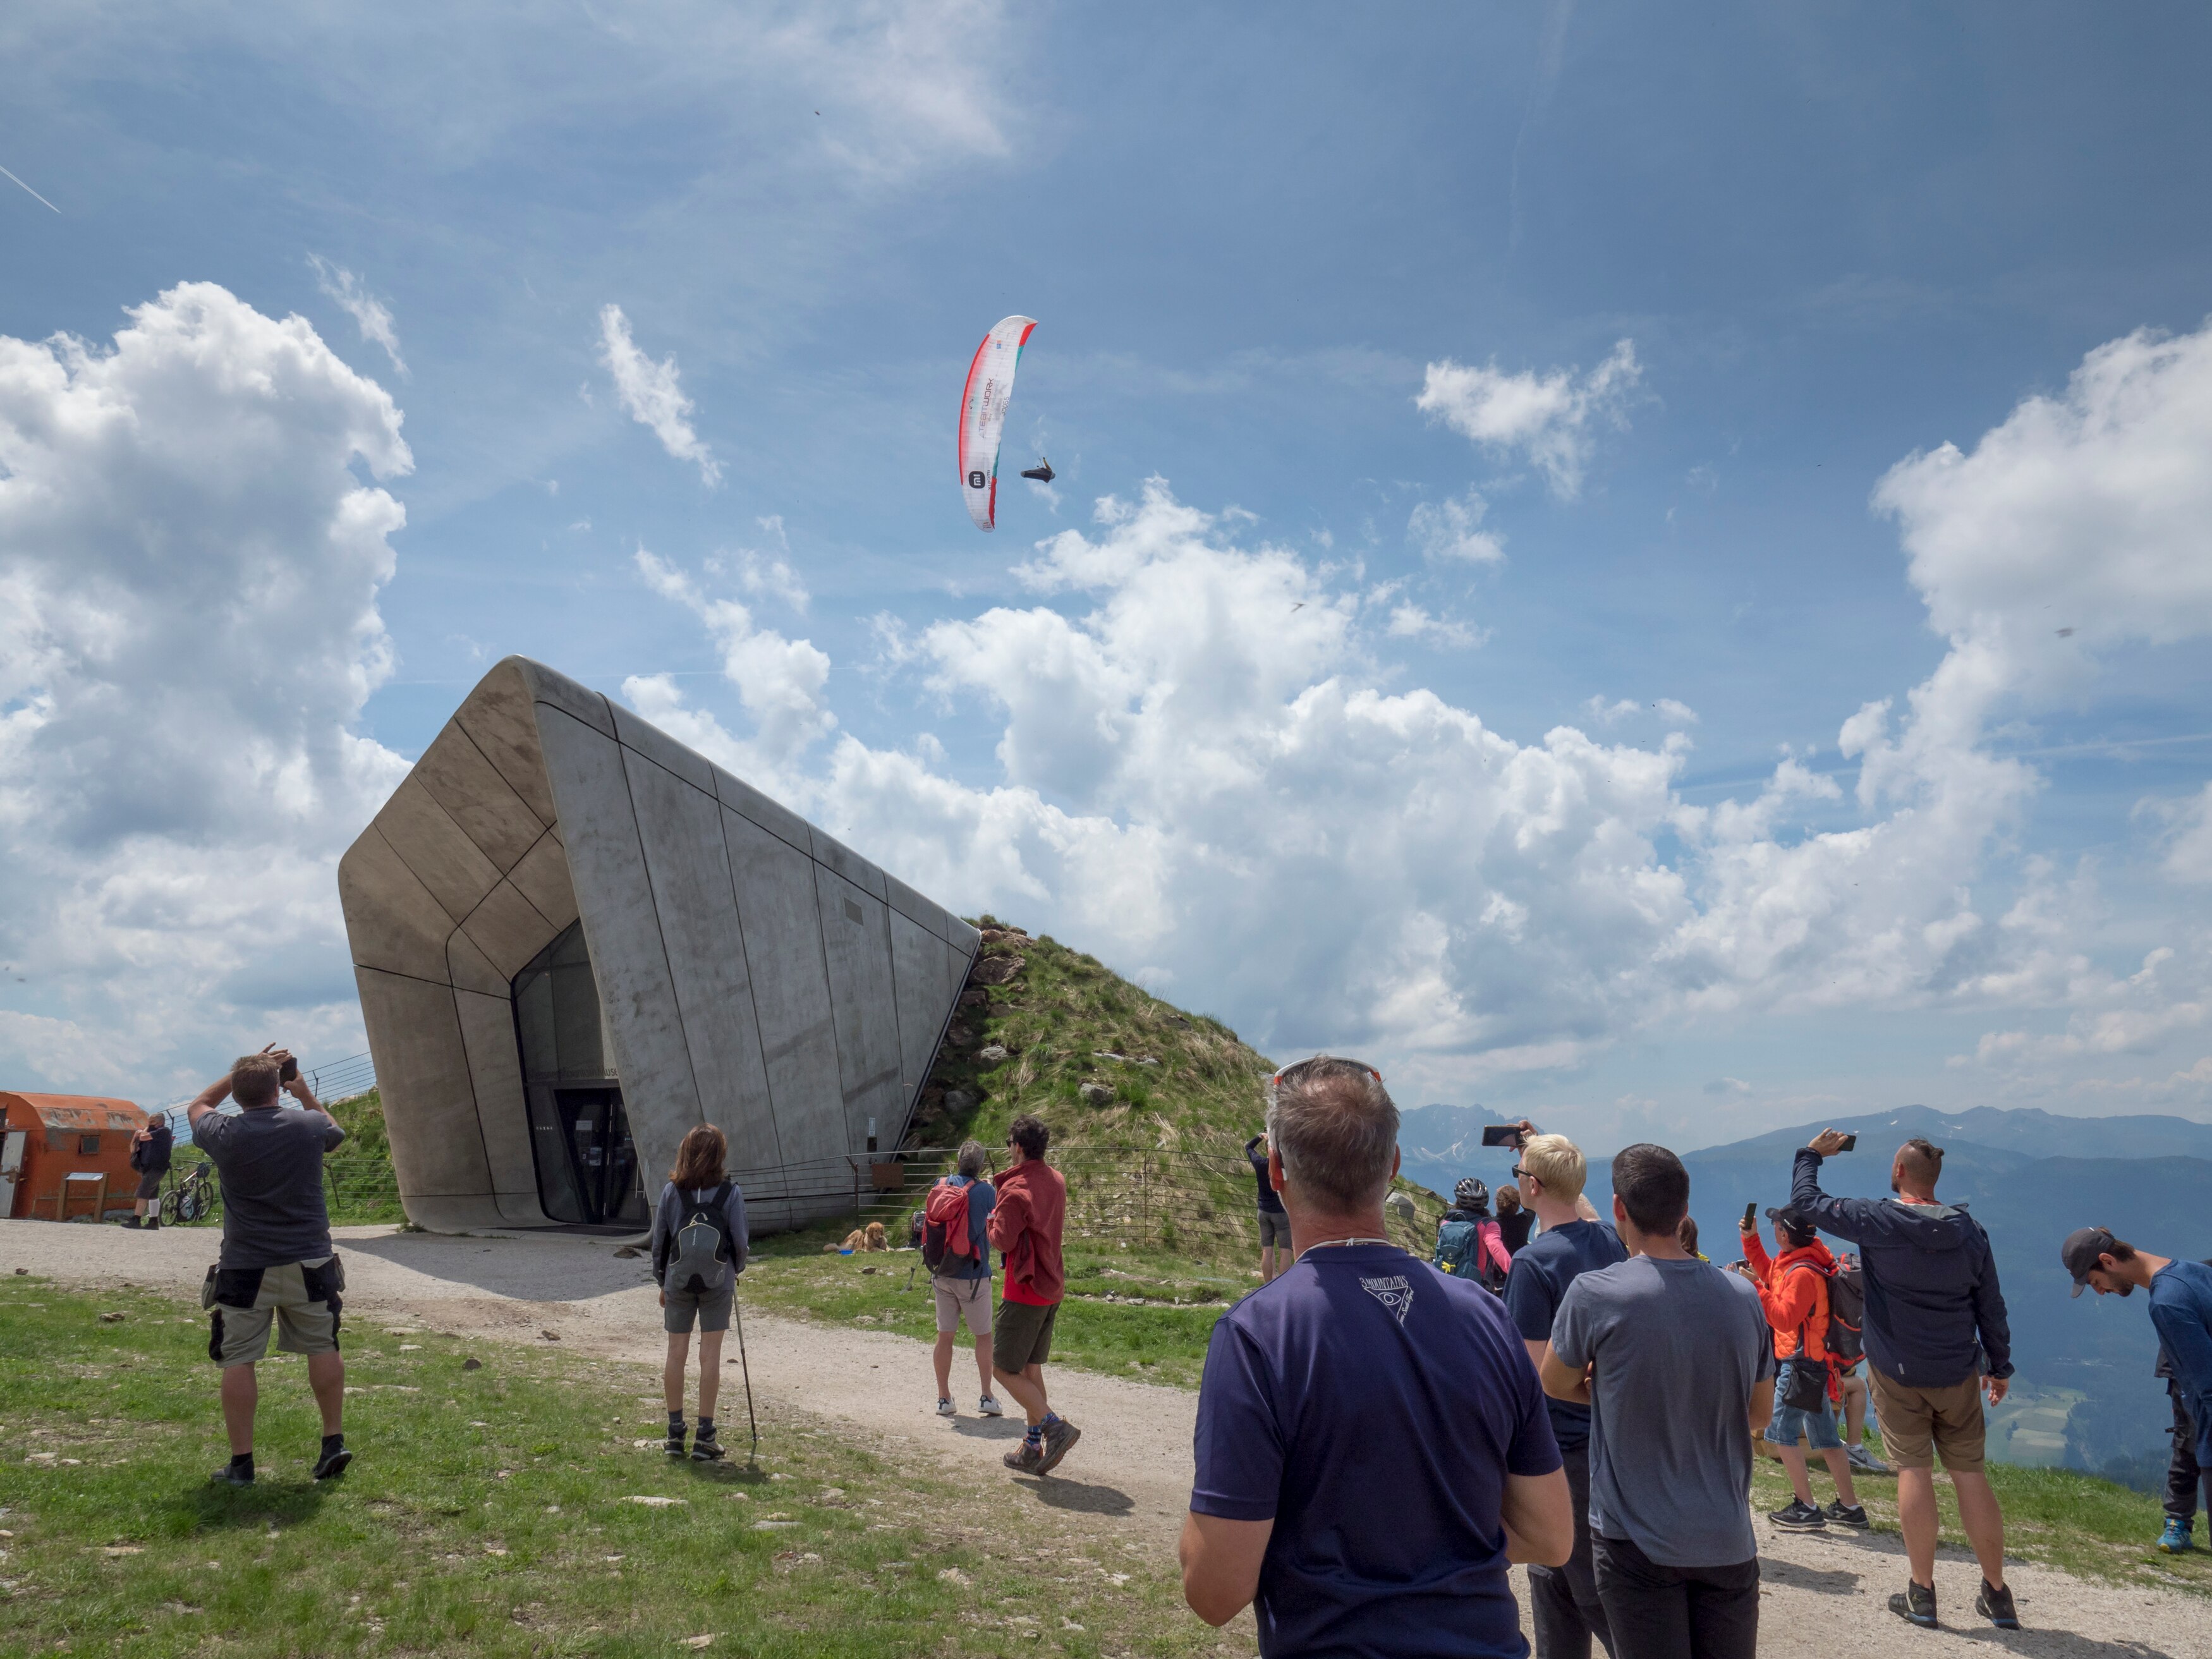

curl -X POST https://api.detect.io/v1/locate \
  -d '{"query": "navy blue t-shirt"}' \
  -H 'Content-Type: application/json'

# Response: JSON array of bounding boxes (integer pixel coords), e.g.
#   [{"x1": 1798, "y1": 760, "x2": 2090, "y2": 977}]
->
[
  {"x1": 1191, "y1": 1243, "x2": 1560, "y2": 1658},
  {"x1": 1503, "y1": 1218, "x2": 1628, "y2": 1454}
]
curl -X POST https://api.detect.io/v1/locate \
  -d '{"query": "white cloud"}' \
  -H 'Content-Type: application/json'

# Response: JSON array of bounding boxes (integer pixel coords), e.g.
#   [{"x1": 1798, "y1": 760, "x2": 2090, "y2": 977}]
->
[
  {"x1": 0, "y1": 283, "x2": 412, "y2": 1097},
  {"x1": 598, "y1": 304, "x2": 720, "y2": 485},
  {"x1": 1407, "y1": 489, "x2": 1504, "y2": 563},
  {"x1": 1655, "y1": 699, "x2": 1699, "y2": 727},
  {"x1": 2150, "y1": 782, "x2": 2212, "y2": 885},
  {"x1": 712, "y1": 516, "x2": 809, "y2": 613},
  {"x1": 307, "y1": 254, "x2": 407, "y2": 378},
  {"x1": 1416, "y1": 340, "x2": 1640, "y2": 499},
  {"x1": 1387, "y1": 604, "x2": 1480, "y2": 649},
  {"x1": 1584, "y1": 696, "x2": 1639, "y2": 726}
]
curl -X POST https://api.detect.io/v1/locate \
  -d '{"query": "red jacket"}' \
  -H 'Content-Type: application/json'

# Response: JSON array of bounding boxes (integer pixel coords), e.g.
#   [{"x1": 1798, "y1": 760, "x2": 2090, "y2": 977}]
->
[
  {"x1": 1741, "y1": 1232, "x2": 1837, "y2": 1363},
  {"x1": 987, "y1": 1156, "x2": 1066, "y2": 1307}
]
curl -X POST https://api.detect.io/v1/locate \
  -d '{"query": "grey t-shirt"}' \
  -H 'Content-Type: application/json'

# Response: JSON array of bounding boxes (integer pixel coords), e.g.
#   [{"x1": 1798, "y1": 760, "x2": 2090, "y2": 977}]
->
[
  {"x1": 1551, "y1": 1255, "x2": 1773, "y2": 1569},
  {"x1": 195, "y1": 1105, "x2": 346, "y2": 1270}
]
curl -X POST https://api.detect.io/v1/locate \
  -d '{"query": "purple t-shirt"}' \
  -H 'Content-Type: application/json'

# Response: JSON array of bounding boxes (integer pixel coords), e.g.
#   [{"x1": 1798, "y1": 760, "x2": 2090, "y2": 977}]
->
[{"x1": 1191, "y1": 1243, "x2": 1561, "y2": 1659}]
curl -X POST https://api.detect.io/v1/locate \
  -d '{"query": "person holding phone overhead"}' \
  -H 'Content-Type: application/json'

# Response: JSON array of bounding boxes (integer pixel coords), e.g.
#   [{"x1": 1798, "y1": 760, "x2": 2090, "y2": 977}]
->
[{"x1": 1793, "y1": 1131, "x2": 2016, "y2": 1631}]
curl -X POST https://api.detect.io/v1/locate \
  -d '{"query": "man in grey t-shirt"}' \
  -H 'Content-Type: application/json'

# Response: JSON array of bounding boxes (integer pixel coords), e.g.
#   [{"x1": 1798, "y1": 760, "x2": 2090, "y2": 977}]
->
[
  {"x1": 186, "y1": 1047, "x2": 351, "y2": 1487},
  {"x1": 1544, "y1": 1145, "x2": 1774, "y2": 1659}
]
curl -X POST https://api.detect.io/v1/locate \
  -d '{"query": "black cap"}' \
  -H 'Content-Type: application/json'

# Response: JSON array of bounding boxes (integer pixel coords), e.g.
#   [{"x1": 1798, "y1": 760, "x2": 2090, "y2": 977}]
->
[
  {"x1": 2061, "y1": 1226, "x2": 2119, "y2": 1297},
  {"x1": 1765, "y1": 1205, "x2": 1815, "y2": 1236}
]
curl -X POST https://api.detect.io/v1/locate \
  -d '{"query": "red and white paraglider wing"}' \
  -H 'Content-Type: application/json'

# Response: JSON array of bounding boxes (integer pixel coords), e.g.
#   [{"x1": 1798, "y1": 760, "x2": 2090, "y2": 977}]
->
[{"x1": 958, "y1": 315, "x2": 1036, "y2": 532}]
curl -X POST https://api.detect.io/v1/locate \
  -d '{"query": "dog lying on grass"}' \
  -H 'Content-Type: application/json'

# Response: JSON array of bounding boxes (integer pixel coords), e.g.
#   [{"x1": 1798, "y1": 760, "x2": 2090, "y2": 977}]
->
[{"x1": 823, "y1": 1222, "x2": 889, "y2": 1253}]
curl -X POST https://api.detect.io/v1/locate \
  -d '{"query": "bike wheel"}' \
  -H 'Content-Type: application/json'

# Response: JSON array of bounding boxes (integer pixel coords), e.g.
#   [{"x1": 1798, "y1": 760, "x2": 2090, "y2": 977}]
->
[{"x1": 160, "y1": 1188, "x2": 183, "y2": 1225}]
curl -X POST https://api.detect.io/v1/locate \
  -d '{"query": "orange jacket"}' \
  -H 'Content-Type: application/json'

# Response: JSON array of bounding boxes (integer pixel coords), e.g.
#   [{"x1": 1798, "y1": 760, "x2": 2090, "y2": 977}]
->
[
  {"x1": 1740, "y1": 1231, "x2": 1836, "y2": 1363},
  {"x1": 987, "y1": 1157, "x2": 1066, "y2": 1307}
]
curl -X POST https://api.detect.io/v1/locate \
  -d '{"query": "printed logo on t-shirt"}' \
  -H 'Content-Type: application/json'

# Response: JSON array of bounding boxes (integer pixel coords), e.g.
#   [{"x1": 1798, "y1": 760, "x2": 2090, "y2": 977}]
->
[{"x1": 1360, "y1": 1274, "x2": 1414, "y2": 1325}]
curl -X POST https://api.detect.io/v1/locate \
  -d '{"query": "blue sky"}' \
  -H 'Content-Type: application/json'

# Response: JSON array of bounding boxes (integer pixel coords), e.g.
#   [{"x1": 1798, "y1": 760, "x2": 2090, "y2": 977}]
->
[{"x1": 3, "y1": 3, "x2": 2211, "y2": 1147}]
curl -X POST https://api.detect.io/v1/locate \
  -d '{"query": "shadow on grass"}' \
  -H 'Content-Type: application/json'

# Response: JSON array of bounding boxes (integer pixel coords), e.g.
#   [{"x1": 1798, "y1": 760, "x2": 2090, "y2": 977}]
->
[
  {"x1": 162, "y1": 1476, "x2": 339, "y2": 1533},
  {"x1": 1013, "y1": 1474, "x2": 1135, "y2": 1517},
  {"x1": 679, "y1": 1457, "x2": 770, "y2": 1486}
]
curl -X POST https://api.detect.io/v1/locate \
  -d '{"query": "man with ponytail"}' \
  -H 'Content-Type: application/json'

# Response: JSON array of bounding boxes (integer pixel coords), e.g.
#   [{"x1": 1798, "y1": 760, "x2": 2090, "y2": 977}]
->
[{"x1": 650, "y1": 1124, "x2": 749, "y2": 1461}]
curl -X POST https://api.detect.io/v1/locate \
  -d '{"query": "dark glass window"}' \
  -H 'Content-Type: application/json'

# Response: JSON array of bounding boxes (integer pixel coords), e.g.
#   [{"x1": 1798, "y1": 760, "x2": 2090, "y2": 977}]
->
[{"x1": 79, "y1": 1134, "x2": 100, "y2": 1155}]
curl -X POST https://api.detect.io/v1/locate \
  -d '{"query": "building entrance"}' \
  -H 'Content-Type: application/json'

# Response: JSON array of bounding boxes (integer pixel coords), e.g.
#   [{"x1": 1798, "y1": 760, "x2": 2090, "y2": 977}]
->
[{"x1": 514, "y1": 921, "x2": 648, "y2": 1228}]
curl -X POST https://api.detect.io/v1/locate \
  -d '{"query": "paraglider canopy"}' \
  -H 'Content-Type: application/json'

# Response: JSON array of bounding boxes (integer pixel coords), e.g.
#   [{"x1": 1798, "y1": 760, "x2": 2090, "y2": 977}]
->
[{"x1": 959, "y1": 315, "x2": 1036, "y2": 531}]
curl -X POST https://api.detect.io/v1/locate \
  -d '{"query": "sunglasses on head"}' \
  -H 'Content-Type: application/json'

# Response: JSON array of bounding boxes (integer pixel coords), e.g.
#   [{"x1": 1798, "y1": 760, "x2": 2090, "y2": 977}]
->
[{"x1": 1272, "y1": 1056, "x2": 1383, "y2": 1087}]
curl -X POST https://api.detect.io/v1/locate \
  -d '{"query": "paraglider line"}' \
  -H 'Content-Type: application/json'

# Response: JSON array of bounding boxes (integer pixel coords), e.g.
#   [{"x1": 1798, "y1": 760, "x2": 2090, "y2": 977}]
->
[{"x1": 1, "y1": 164, "x2": 61, "y2": 214}]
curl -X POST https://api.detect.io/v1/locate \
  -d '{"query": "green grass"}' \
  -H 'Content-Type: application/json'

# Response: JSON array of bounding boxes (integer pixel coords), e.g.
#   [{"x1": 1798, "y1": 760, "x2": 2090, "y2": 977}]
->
[
  {"x1": 0, "y1": 1277, "x2": 1223, "y2": 1656},
  {"x1": 1747, "y1": 1435, "x2": 2212, "y2": 1595}
]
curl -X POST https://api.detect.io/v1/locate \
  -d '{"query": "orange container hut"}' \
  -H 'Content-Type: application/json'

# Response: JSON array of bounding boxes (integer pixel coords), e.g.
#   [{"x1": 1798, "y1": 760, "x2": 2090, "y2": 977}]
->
[{"x1": 0, "y1": 1093, "x2": 153, "y2": 1222}]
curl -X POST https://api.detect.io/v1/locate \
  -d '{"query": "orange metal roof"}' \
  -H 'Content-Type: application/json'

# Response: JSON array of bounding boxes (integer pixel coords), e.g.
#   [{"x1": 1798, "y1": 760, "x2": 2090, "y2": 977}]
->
[{"x1": 0, "y1": 1091, "x2": 148, "y2": 1130}]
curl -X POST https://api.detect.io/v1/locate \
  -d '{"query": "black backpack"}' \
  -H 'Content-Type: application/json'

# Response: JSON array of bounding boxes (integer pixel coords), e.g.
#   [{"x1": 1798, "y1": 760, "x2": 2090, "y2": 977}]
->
[
  {"x1": 667, "y1": 1182, "x2": 737, "y2": 1295},
  {"x1": 1827, "y1": 1261, "x2": 1865, "y2": 1363}
]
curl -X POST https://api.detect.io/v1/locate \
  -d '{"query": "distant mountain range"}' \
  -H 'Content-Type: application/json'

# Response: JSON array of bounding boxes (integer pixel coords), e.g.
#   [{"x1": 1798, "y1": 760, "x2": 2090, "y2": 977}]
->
[{"x1": 1397, "y1": 1100, "x2": 2212, "y2": 1482}]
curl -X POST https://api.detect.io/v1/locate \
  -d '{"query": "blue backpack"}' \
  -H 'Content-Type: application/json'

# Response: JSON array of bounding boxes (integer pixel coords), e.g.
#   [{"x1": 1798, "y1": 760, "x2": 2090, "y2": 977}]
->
[{"x1": 1434, "y1": 1216, "x2": 1508, "y2": 1294}]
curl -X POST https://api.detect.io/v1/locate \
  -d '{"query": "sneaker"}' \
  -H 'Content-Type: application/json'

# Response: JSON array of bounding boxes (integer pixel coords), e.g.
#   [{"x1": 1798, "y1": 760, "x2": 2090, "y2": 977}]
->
[
  {"x1": 312, "y1": 1442, "x2": 354, "y2": 1481},
  {"x1": 936, "y1": 1397, "x2": 957, "y2": 1418},
  {"x1": 1847, "y1": 1444, "x2": 1893, "y2": 1475},
  {"x1": 210, "y1": 1461, "x2": 254, "y2": 1487},
  {"x1": 690, "y1": 1426, "x2": 724, "y2": 1462},
  {"x1": 1825, "y1": 1500, "x2": 1870, "y2": 1530},
  {"x1": 1974, "y1": 1579, "x2": 2019, "y2": 1630},
  {"x1": 120, "y1": 1217, "x2": 142, "y2": 1230},
  {"x1": 1768, "y1": 1498, "x2": 1826, "y2": 1532},
  {"x1": 1889, "y1": 1579, "x2": 1938, "y2": 1629},
  {"x1": 2158, "y1": 1516, "x2": 2194, "y2": 1553},
  {"x1": 977, "y1": 1394, "x2": 1004, "y2": 1417},
  {"x1": 1003, "y1": 1438, "x2": 1045, "y2": 1474},
  {"x1": 1036, "y1": 1417, "x2": 1081, "y2": 1475}
]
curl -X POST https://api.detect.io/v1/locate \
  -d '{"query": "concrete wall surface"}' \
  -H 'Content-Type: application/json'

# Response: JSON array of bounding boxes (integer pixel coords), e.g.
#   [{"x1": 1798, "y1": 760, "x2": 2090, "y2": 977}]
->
[{"x1": 337, "y1": 657, "x2": 980, "y2": 1234}]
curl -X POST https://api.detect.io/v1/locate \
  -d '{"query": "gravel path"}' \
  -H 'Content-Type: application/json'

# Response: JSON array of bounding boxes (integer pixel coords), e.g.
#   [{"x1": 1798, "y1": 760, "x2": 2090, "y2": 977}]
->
[{"x1": 4, "y1": 1218, "x2": 2199, "y2": 1657}]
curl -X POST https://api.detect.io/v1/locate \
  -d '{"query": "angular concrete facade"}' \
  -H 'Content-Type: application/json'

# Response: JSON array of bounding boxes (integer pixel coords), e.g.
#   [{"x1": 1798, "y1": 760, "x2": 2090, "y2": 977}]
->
[{"x1": 337, "y1": 657, "x2": 979, "y2": 1234}]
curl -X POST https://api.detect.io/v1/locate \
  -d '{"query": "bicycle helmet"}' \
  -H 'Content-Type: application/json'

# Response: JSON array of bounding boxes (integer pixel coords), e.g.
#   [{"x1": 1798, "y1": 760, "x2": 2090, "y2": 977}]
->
[{"x1": 1453, "y1": 1177, "x2": 1491, "y2": 1215}]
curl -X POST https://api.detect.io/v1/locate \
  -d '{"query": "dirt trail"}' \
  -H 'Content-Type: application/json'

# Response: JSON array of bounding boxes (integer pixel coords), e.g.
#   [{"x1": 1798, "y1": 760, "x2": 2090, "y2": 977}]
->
[{"x1": 4, "y1": 1219, "x2": 2201, "y2": 1658}]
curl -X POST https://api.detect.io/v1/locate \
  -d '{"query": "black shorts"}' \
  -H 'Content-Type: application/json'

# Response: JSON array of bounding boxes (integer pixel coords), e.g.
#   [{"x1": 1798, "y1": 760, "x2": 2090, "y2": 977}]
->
[
  {"x1": 993, "y1": 1298, "x2": 1059, "y2": 1373},
  {"x1": 135, "y1": 1169, "x2": 164, "y2": 1201}
]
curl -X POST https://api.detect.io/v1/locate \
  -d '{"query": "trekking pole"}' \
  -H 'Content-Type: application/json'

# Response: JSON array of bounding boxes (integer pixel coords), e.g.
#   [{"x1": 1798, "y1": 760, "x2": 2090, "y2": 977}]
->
[{"x1": 731, "y1": 1290, "x2": 760, "y2": 1464}]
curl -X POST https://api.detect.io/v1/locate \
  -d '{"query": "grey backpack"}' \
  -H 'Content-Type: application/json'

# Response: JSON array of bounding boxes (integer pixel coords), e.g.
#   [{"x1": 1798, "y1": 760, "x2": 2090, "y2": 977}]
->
[{"x1": 667, "y1": 1182, "x2": 736, "y2": 1296}]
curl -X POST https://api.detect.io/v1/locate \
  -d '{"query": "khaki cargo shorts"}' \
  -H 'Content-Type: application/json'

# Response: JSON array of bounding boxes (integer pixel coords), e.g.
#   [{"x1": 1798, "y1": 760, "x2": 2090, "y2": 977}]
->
[
  {"x1": 932, "y1": 1273, "x2": 993, "y2": 1336},
  {"x1": 1868, "y1": 1366, "x2": 1986, "y2": 1473},
  {"x1": 206, "y1": 1258, "x2": 343, "y2": 1368}
]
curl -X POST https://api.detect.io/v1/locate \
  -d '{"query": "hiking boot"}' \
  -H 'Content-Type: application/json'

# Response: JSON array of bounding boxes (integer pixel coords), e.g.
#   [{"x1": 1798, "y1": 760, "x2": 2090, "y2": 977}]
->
[
  {"x1": 312, "y1": 1442, "x2": 354, "y2": 1481},
  {"x1": 1847, "y1": 1444, "x2": 1893, "y2": 1475},
  {"x1": 1003, "y1": 1438, "x2": 1045, "y2": 1474},
  {"x1": 1824, "y1": 1500, "x2": 1870, "y2": 1529},
  {"x1": 145, "y1": 1217, "x2": 161, "y2": 1231},
  {"x1": 689, "y1": 1425, "x2": 724, "y2": 1462},
  {"x1": 120, "y1": 1216, "x2": 142, "y2": 1230},
  {"x1": 936, "y1": 1397, "x2": 957, "y2": 1418},
  {"x1": 2158, "y1": 1516, "x2": 2194, "y2": 1553},
  {"x1": 1975, "y1": 1579, "x2": 2019, "y2": 1630},
  {"x1": 1768, "y1": 1498, "x2": 1826, "y2": 1532},
  {"x1": 665, "y1": 1426, "x2": 688, "y2": 1458},
  {"x1": 1036, "y1": 1417, "x2": 1081, "y2": 1475},
  {"x1": 210, "y1": 1461, "x2": 254, "y2": 1487},
  {"x1": 978, "y1": 1394, "x2": 1004, "y2": 1417},
  {"x1": 1889, "y1": 1579, "x2": 1938, "y2": 1629}
]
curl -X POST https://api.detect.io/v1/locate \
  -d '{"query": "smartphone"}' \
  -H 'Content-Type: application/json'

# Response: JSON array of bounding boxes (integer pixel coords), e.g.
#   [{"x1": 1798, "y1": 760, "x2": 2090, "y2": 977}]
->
[
  {"x1": 1742, "y1": 1203, "x2": 1757, "y2": 1232},
  {"x1": 1837, "y1": 1133, "x2": 1857, "y2": 1152},
  {"x1": 279, "y1": 1056, "x2": 299, "y2": 1084},
  {"x1": 1480, "y1": 1124, "x2": 1523, "y2": 1149}
]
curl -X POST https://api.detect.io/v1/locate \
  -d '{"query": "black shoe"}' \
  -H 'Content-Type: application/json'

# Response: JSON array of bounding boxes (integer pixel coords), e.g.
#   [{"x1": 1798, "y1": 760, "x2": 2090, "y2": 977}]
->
[
  {"x1": 690, "y1": 1426, "x2": 724, "y2": 1462},
  {"x1": 121, "y1": 1217, "x2": 142, "y2": 1230},
  {"x1": 1975, "y1": 1579, "x2": 2019, "y2": 1630},
  {"x1": 1825, "y1": 1500, "x2": 1871, "y2": 1529},
  {"x1": 312, "y1": 1443, "x2": 353, "y2": 1481},
  {"x1": 210, "y1": 1461, "x2": 254, "y2": 1487},
  {"x1": 1768, "y1": 1498, "x2": 1826, "y2": 1531},
  {"x1": 1036, "y1": 1418, "x2": 1081, "y2": 1475},
  {"x1": 665, "y1": 1428, "x2": 687, "y2": 1458},
  {"x1": 146, "y1": 1217, "x2": 161, "y2": 1231},
  {"x1": 1889, "y1": 1580, "x2": 1938, "y2": 1629}
]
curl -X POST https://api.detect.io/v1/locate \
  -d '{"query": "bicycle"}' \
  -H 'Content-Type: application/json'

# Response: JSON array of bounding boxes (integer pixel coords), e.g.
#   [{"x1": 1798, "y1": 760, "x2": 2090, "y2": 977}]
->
[{"x1": 161, "y1": 1163, "x2": 221, "y2": 1225}]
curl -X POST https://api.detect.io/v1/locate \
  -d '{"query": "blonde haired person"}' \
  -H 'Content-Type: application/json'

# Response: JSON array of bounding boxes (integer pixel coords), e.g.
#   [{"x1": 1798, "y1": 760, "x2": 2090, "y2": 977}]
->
[{"x1": 649, "y1": 1125, "x2": 749, "y2": 1461}]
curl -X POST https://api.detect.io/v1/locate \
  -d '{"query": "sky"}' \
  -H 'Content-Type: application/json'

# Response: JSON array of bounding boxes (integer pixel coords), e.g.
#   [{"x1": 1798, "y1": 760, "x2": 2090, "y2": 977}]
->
[{"x1": 3, "y1": 2, "x2": 2211, "y2": 1150}]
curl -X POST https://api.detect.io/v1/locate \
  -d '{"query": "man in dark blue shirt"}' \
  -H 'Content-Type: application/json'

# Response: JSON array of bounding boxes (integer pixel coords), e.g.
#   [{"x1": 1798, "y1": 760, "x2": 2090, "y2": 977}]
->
[
  {"x1": 1503, "y1": 1126, "x2": 1623, "y2": 1659},
  {"x1": 1244, "y1": 1131, "x2": 1289, "y2": 1283},
  {"x1": 1184, "y1": 1058, "x2": 1570, "y2": 1658}
]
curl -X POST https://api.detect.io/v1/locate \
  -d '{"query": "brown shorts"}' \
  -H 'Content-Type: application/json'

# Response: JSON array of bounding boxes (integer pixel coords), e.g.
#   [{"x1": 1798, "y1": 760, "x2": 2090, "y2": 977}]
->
[
  {"x1": 992, "y1": 1297, "x2": 1058, "y2": 1373},
  {"x1": 1869, "y1": 1366, "x2": 1986, "y2": 1473},
  {"x1": 135, "y1": 1169, "x2": 164, "y2": 1201},
  {"x1": 932, "y1": 1274, "x2": 993, "y2": 1336}
]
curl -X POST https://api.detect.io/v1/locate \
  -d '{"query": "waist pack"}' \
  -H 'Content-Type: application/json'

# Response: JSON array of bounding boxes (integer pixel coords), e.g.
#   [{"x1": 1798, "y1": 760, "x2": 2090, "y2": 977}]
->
[
  {"x1": 921, "y1": 1180, "x2": 979, "y2": 1273},
  {"x1": 667, "y1": 1183, "x2": 736, "y2": 1296},
  {"x1": 1779, "y1": 1355, "x2": 1830, "y2": 1414}
]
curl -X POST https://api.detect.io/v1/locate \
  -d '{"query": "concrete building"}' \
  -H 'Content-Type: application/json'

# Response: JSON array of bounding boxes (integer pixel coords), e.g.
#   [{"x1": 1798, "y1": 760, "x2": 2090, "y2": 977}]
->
[{"x1": 337, "y1": 657, "x2": 978, "y2": 1234}]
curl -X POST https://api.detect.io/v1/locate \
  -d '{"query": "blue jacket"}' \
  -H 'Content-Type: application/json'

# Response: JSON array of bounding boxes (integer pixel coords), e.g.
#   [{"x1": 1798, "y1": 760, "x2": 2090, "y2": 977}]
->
[
  {"x1": 2149, "y1": 1259, "x2": 2212, "y2": 1468},
  {"x1": 1790, "y1": 1148, "x2": 2012, "y2": 1387}
]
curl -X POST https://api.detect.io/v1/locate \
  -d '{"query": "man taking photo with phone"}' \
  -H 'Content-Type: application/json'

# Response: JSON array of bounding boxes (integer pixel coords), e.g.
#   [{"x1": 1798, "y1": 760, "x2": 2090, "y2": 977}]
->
[
  {"x1": 185, "y1": 1046, "x2": 351, "y2": 1487},
  {"x1": 1792, "y1": 1131, "x2": 2015, "y2": 1631}
]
